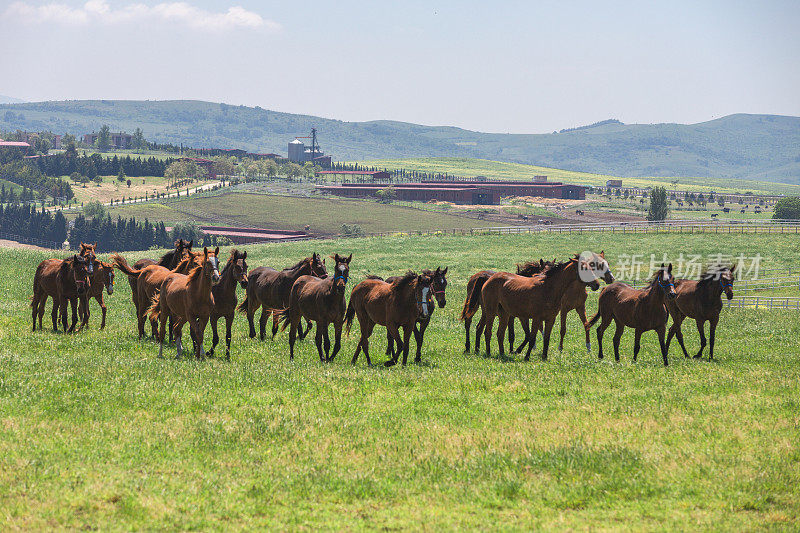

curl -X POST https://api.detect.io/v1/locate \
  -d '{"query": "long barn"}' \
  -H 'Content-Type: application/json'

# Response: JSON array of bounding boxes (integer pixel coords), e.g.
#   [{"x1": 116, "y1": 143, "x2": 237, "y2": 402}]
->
[{"x1": 316, "y1": 180, "x2": 586, "y2": 204}]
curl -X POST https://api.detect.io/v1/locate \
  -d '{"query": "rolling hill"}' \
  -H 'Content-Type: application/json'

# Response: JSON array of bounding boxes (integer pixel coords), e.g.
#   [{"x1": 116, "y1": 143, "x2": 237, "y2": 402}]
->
[{"x1": 1, "y1": 100, "x2": 798, "y2": 183}]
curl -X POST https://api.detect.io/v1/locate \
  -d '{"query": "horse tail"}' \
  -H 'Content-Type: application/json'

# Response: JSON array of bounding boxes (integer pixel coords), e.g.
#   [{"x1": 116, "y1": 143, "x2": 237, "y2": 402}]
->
[
  {"x1": 274, "y1": 308, "x2": 291, "y2": 333},
  {"x1": 587, "y1": 311, "x2": 601, "y2": 327},
  {"x1": 344, "y1": 299, "x2": 356, "y2": 336},
  {"x1": 146, "y1": 291, "x2": 161, "y2": 321},
  {"x1": 461, "y1": 275, "x2": 486, "y2": 321},
  {"x1": 236, "y1": 295, "x2": 249, "y2": 313},
  {"x1": 112, "y1": 254, "x2": 141, "y2": 279}
]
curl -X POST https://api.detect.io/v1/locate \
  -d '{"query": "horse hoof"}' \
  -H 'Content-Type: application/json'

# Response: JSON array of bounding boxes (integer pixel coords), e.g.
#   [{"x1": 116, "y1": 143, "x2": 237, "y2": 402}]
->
[
  {"x1": 693, "y1": 354, "x2": 703, "y2": 359},
  {"x1": 384, "y1": 360, "x2": 397, "y2": 368}
]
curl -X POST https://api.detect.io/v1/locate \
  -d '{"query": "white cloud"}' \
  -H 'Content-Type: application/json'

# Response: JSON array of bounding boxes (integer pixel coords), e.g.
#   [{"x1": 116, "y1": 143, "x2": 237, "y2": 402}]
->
[{"x1": 3, "y1": 0, "x2": 279, "y2": 31}]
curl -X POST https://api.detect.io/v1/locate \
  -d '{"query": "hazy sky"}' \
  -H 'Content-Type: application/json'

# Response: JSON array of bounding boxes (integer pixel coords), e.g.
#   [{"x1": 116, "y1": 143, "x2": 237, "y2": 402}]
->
[{"x1": 1, "y1": 0, "x2": 798, "y2": 133}]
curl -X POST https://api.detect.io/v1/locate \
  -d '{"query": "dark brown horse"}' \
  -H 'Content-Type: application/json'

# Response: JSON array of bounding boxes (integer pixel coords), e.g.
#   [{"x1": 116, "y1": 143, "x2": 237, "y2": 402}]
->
[
  {"x1": 480, "y1": 254, "x2": 603, "y2": 360},
  {"x1": 383, "y1": 267, "x2": 448, "y2": 363},
  {"x1": 238, "y1": 253, "x2": 328, "y2": 341},
  {"x1": 278, "y1": 254, "x2": 352, "y2": 362},
  {"x1": 515, "y1": 252, "x2": 615, "y2": 355},
  {"x1": 78, "y1": 242, "x2": 97, "y2": 276},
  {"x1": 113, "y1": 251, "x2": 204, "y2": 338},
  {"x1": 461, "y1": 260, "x2": 551, "y2": 354},
  {"x1": 31, "y1": 255, "x2": 91, "y2": 332},
  {"x1": 587, "y1": 264, "x2": 677, "y2": 366},
  {"x1": 345, "y1": 271, "x2": 435, "y2": 366},
  {"x1": 148, "y1": 247, "x2": 221, "y2": 359},
  {"x1": 126, "y1": 239, "x2": 192, "y2": 318},
  {"x1": 206, "y1": 249, "x2": 249, "y2": 360},
  {"x1": 665, "y1": 265, "x2": 734, "y2": 360},
  {"x1": 72, "y1": 260, "x2": 115, "y2": 330}
]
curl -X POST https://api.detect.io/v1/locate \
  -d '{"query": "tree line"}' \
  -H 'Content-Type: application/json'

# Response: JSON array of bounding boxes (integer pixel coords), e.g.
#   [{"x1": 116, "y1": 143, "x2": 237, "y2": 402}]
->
[
  {"x1": 0, "y1": 160, "x2": 74, "y2": 201},
  {"x1": 32, "y1": 150, "x2": 175, "y2": 179},
  {"x1": 0, "y1": 202, "x2": 68, "y2": 245}
]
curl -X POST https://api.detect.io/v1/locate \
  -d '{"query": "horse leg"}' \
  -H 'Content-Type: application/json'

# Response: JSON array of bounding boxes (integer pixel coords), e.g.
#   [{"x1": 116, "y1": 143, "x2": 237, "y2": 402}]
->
[
  {"x1": 632, "y1": 328, "x2": 642, "y2": 363},
  {"x1": 196, "y1": 316, "x2": 209, "y2": 359},
  {"x1": 524, "y1": 321, "x2": 539, "y2": 362},
  {"x1": 288, "y1": 319, "x2": 297, "y2": 360},
  {"x1": 483, "y1": 312, "x2": 494, "y2": 357},
  {"x1": 595, "y1": 314, "x2": 610, "y2": 359},
  {"x1": 208, "y1": 316, "x2": 220, "y2": 358},
  {"x1": 401, "y1": 325, "x2": 413, "y2": 366},
  {"x1": 329, "y1": 320, "x2": 343, "y2": 362},
  {"x1": 157, "y1": 312, "x2": 168, "y2": 358},
  {"x1": 657, "y1": 325, "x2": 669, "y2": 366},
  {"x1": 271, "y1": 312, "x2": 281, "y2": 339},
  {"x1": 507, "y1": 318, "x2": 515, "y2": 354},
  {"x1": 557, "y1": 310, "x2": 568, "y2": 352},
  {"x1": 68, "y1": 297, "x2": 78, "y2": 333},
  {"x1": 612, "y1": 320, "x2": 624, "y2": 362},
  {"x1": 322, "y1": 322, "x2": 331, "y2": 361},
  {"x1": 352, "y1": 320, "x2": 374, "y2": 366},
  {"x1": 464, "y1": 316, "x2": 472, "y2": 353},
  {"x1": 98, "y1": 295, "x2": 107, "y2": 330},
  {"x1": 31, "y1": 294, "x2": 40, "y2": 332},
  {"x1": 53, "y1": 299, "x2": 62, "y2": 332},
  {"x1": 384, "y1": 323, "x2": 403, "y2": 367},
  {"x1": 694, "y1": 320, "x2": 707, "y2": 359},
  {"x1": 667, "y1": 315, "x2": 689, "y2": 358},
  {"x1": 259, "y1": 308, "x2": 269, "y2": 341},
  {"x1": 314, "y1": 324, "x2": 325, "y2": 362},
  {"x1": 708, "y1": 316, "x2": 719, "y2": 361},
  {"x1": 475, "y1": 313, "x2": 485, "y2": 354},
  {"x1": 299, "y1": 318, "x2": 313, "y2": 341},
  {"x1": 173, "y1": 321, "x2": 185, "y2": 359},
  {"x1": 497, "y1": 313, "x2": 510, "y2": 357},
  {"x1": 515, "y1": 319, "x2": 530, "y2": 354},
  {"x1": 385, "y1": 329, "x2": 394, "y2": 358},
  {"x1": 576, "y1": 305, "x2": 591, "y2": 354},
  {"x1": 224, "y1": 314, "x2": 233, "y2": 361},
  {"x1": 414, "y1": 321, "x2": 426, "y2": 363},
  {"x1": 541, "y1": 318, "x2": 555, "y2": 361},
  {"x1": 246, "y1": 303, "x2": 257, "y2": 338}
]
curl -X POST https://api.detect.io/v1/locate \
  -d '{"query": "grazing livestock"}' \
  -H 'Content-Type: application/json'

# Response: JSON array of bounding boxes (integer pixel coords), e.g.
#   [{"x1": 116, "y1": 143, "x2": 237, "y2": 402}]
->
[
  {"x1": 345, "y1": 271, "x2": 435, "y2": 366},
  {"x1": 588, "y1": 264, "x2": 677, "y2": 366},
  {"x1": 238, "y1": 254, "x2": 328, "y2": 341},
  {"x1": 383, "y1": 266, "x2": 448, "y2": 363},
  {"x1": 206, "y1": 249, "x2": 249, "y2": 360},
  {"x1": 479, "y1": 254, "x2": 604, "y2": 360},
  {"x1": 665, "y1": 265, "x2": 735, "y2": 360},
  {"x1": 31, "y1": 254, "x2": 91, "y2": 332},
  {"x1": 126, "y1": 239, "x2": 192, "y2": 318},
  {"x1": 278, "y1": 253, "x2": 352, "y2": 362},
  {"x1": 148, "y1": 247, "x2": 221, "y2": 359}
]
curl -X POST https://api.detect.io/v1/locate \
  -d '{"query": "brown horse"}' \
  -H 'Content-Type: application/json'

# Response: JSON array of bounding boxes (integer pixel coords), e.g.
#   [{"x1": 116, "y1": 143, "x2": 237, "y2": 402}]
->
[
  {"x1": 238, "y1": 253, "x2": 328, "y2": 341},
  {"x1": 127, "y1": 239, "x2": 192, "y2": 317},
  {"x1": 148, "y1": 247, "x2": 221, "y2": 359},
  {"x1": 480, "y1": 254, "x2": 604, "y2": 360},
  {"x1": 384, "y1": 267, "x2": 448, "y2": 363},
  {"x1": 31, "y1": 254, "x2": 91, "y2": 332},
  {"x1": 278, "y1": 253, "x2": 352, "y2": 362},
  {"x1": 345, "y1": 271, "x2": 435, "y2": 366},
  {"x1": 515, "y1": 252, "x2": 615, "y2": 355},
  {"x1": 206, "y1": 249, "x2": 249, "y2": 360},
  {"x1": 70, "y1": 260, "x2": 115, "y2": 330},
  {"x1": 113, "y1": 251, "x2": 204, "y2": 338},
  {"x1": 79, "y1": 242, "x2": 97, "y2": 276},
  {"x1": 587, "y1": 264, "x2": 677, "y2": 366},
  {"x1": 665, "y1": 265, "x2": 734, "y2": 360},
  {"x1": 461, "y1": 260, "x2": 551, "y2": 354}
]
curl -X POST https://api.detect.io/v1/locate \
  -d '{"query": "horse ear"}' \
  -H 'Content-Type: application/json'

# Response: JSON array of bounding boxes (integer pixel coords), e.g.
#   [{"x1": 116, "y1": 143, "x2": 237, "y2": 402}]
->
[
  {"x1": 188, "y1": 240, "x2": 193, "y2": 249},
  {"x1": 93, "y1": 242, "x2": 97, "y2": 249},
  {"x1": 242, "y1": 250, "x2": 247, "y2": 259},
  {"x1": 203, "y1": 246, "x2": 209, "y2": 257},
  {"x1": 660, "y1": 263, "x2": 665, "y2": 269},
  {"x1": 600, "y1": 250, "x2": 605, "y2": 258},
  {"x1": 442, "y1": 266, "x2": 447, "y2": 275},
  {"x1": 667, "y1": 263, "x2": 673, "y2": 273},
  {"x1": 346, "y1": 254, "x2": 352, "y2": 263},
  {"x1": 214, "y1": 246, "x2": 220, "y2": 257},
  {"x1": 729, "y1": 264, "x2": 735, "y2": 273}
]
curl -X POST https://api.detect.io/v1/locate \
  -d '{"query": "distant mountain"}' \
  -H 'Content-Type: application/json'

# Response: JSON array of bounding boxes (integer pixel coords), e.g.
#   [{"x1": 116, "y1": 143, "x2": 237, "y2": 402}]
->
[
  {"x1": 1, "y1": 99, "x2": 798, "y2": 183},
  {"x1": 0, "y1": 95, "x2": 25, "y2": 104}
]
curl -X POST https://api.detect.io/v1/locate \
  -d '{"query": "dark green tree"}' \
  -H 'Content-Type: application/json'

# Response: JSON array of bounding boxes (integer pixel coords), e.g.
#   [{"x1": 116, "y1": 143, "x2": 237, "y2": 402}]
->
[{"x1": 647, "y1": 186, "x2": 669, "y2": 221}]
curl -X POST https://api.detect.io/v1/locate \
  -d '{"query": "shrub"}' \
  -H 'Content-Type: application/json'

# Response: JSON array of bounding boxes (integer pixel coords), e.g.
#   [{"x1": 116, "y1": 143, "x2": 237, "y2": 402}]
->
[{"x1": 772, "y1": 197, "x2": 800, "y2": 219}]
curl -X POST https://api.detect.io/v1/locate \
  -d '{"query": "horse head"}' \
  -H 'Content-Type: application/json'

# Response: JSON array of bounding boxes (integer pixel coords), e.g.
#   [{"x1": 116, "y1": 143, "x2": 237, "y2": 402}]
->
[
  {"x1": 656, "y1": 263, "x2": 677, "y2": 299},
  {"x1": 101, "y1": 261, "x2": 115, "y2": 295},
  {"x1": 71, "y1": 254, "x2": 90, "y2": 295},
  {"x1": 331, "y1": 253, "x2": 352, "y2": 293},
  {"x1": 311, "y1": 252, "x2": 328, "y2": 279},
  {"x1": 429, "y1": 266, "x2": 448, "y2": 308},
  {"x1": 203, "y1": 247, "x2": 221, "y2": 284},
  {"x1": 415, "y1": 271, "x2": 435, "y2": 319},
  {"x1": 229, "y1": 249, "x2": 249, "y2": 288},
  {"x1": 709, "y1": 264, "x2": 735, "y2": 300},
  {"x1": 79, "y1": 242, "x2": 97, "y2": 275}
]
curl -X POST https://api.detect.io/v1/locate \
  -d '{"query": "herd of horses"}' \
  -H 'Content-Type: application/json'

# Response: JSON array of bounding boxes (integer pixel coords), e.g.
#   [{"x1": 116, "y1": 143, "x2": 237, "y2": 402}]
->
[{"x1": 29, "y1": 240, "x2": 736, "y2": 366}]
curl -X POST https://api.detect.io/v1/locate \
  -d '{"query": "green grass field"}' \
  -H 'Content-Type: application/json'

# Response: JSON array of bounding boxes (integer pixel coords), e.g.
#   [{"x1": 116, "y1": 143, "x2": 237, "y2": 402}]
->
[
  {"x1": 107, "y1": 191, "x2": 495, "y2": 235},
  {"x1": 358, "y1": 157, "x2": 800, "y2": 196},
  {"x1": 1, "y1": 232, "x2": 799, "y2": 529}
]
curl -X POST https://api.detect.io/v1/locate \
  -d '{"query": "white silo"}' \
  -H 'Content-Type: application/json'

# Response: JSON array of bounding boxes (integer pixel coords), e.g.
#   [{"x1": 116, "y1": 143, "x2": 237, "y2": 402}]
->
[{"x1": 288, "y1": 139, "x2": 305, "y2": 162}]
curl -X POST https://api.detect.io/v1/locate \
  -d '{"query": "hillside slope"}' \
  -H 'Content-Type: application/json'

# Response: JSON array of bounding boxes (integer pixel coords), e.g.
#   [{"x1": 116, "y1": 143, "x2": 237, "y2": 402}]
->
[{"x1": 1, "y1": 100, "x2": 798, "y2": 182}]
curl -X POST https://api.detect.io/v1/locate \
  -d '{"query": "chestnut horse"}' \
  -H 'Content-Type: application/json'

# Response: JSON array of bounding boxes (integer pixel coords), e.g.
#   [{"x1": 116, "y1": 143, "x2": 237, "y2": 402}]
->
[
  {"x1": 515, "y1": 252, "x2": 615, "y2": 355},
  {"x1": 345, "y1": 271, "x2": 435, "y2": 366},
  {"x1": 238, "y1": 254, "x2": 328, "y2": 341},
  {"x1": 587, "y1": 264, "x2": 677, "y2": 366},
  {"x1": 31, "y1": 254, "x2": 91, "y2": 332},
  {"x1": 665, "y1": 265, "x2": 734, "y2": 360},
  {"x1": 127, "y1": 239, "x2": 192, "y2": 317},
  {"x1": 480, "y1": 254, "x2": 604, "y2": 360},
  {"x1": 113, "y1": 251, "x2": 204, "y2": 338},
  {"x1": 383, "y1": 267, "x2": 448, "y2": 363},
  {"x1": 71, "y1": 260, "x2": 115, "y2": 330},
  {"x1": 148, "y1": 247, "x2": 221, "y2": 359},
  {"x1": 206, "y1": 249, "x2": 249, "y2": 360},
  {"x1": 460, "y1": 260, "x2": 551, "y2": 354},
  {"x1": 278, "y1": 253, "x2": 352, "y2": 362}
]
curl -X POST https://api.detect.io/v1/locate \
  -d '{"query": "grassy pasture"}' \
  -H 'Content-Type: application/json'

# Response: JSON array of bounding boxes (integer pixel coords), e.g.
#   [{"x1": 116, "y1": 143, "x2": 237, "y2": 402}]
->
[
  {"x1": 358, "y1": 157, "x2": 800, "y2": 196},
  {"x1": 106, "y1": 192, "x2": 495, "y2": 235},
  {"x1": 1, "y1": 232, "x2": 799, "y2": 529}
]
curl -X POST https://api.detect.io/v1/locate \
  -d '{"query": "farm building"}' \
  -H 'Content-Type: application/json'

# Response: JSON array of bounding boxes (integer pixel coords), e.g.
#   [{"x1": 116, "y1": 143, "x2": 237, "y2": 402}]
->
[
  {"x1": 82, "y1": 131, "x2": 133, "y2": 149},
  {"x1": 315, "y1": 170, "x2": 392, "y2": 181},
  {"x1": 606, "y1": 179, "x2": 623, "y2": 187},
  {"x1": 316, "y1": 180, "x2": 586, "y2": 204}
]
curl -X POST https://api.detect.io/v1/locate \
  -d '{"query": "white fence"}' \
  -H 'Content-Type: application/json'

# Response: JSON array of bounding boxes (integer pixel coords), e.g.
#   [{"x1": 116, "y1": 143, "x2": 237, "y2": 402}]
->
[{"x1": 724, "y1": 296, "x2": 800, "y2": 310}]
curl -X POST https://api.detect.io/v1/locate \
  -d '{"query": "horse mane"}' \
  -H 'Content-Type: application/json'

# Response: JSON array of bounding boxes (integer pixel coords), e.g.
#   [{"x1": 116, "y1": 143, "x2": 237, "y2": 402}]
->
[
  {"x1": 283, "y1": 258, "x2": 309, "y2": 272},
  {"x1": 366, "y1": 274, "x2": 384, "y2": 281},
  {"x1": 186, "y1": 264, "x2": 204, "y2": 283},
  {"x1": 516, "y1": 259, "x2": 552, "y2": 276},
  {"x1": 157, "y1": 249, "x2": 178, "y2": 267},
  {"x1": 699, "y1": 265, "x2": 731, "y2": 284},
  {"x1": 541, "y1": 258, "x2": 574, "y2": 279},
  {"x1": 391, "y1": 271, "x2": 418, "y2": 289},
  {"x1": 219, "y1": 249, "x2": 243, "y2": 282}
]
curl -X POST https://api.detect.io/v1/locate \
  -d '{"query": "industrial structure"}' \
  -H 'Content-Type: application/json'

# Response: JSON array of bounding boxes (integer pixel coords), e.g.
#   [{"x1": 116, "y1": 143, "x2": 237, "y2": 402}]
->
[
  {"x1": 288, "y1": 129, "x2": 331, "y2": 168},
  {"x1": 316, "y1": 180, "x2": 586, "y2": 205}
]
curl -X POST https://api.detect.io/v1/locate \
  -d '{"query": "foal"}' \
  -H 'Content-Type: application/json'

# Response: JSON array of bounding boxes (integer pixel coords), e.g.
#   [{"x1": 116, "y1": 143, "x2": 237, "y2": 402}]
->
[
  {"x1": 207, "y1": 249, "x2": 249, "y2": 360},
  {"x1": 127, "y1": 239, "x2": 192, "y2": 317},
  {"x1": 384, "y1": 267, "x2": 447, "y2": 363},
  {"x1": 588, "y1": 263, "x2": 677, "y2": 366},
  {"x1": 31, "y1": 255, "x2": 91, "y2": 332},
  {"x1": 149, "y1": 247, "x2": 221, "y2": 359},
  {"x1": 665, "y1": 265, "x2": 734, "y2": 360},
  {"x1": 279, "y1": 253, "x2": 352, "y2": 362},
  {"x1": 345, "y1": 271, "x2": 435, "y2": 366},
  {"x1": 74, "y1": 260, "x2": 115, "y2": 330},
  {"x1": 239, "y1": 253, "x2": 328, "y2": 341}
]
